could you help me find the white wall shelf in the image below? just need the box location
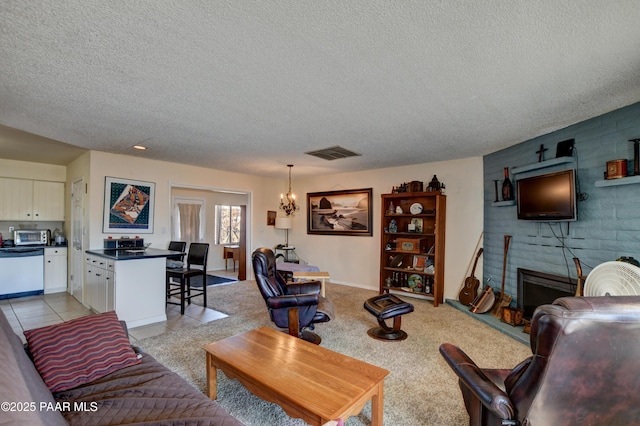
[492,200,516,207]
[511,157,575,175]
[595,175,640,187]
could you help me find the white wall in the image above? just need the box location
[0,158,66,182]
[292,157,484,300]
[3,151,484,304]
[66,152,484,301]
[69,151,283,269]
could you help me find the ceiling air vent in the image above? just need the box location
[305,145,361,161]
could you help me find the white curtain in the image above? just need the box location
[178,202,201,244]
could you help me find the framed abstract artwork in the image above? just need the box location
[103,177,155,233]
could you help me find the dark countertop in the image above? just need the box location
[0,243,67,250]
[86,248,184,261]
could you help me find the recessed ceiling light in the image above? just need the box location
[133,145,147,150]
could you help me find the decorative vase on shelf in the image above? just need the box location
[493,180,500,202]
[502,167,514,201]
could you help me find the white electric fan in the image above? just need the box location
[583,261,640,296]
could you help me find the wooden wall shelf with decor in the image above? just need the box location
[379,191,446,306]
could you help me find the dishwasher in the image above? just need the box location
[0,247,45,299]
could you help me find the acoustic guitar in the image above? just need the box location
[458,248,483,306]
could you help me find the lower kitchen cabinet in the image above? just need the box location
[44,247,67,294]
[85,254,115,313]
[84,252,166,328]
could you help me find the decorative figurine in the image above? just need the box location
[427,175,441,191]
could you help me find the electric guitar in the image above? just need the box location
[459,248,483,306]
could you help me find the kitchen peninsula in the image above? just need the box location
[85,248,183,328]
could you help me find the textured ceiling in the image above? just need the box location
[1,1,640,177]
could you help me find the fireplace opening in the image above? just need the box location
[517,268,576,319]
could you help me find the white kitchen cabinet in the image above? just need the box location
[0,178,64,221]
[33,180,65,221]
[84,254,115,313]
[44,247,67,294]
[84,254,96,309]
[84,252,166,327]
[0,178,33,220]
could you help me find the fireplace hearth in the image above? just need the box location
[517,268,576,319]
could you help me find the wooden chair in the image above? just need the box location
[166,243,209,314]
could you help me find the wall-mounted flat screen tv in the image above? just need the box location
[517,169,577,221]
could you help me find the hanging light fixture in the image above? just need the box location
[279,164,300,216]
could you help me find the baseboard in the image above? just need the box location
[445,299,528,345]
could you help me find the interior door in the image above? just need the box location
[238,205,246,281]
[71,178,84,303]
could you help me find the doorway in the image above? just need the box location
[70,178,84,303]
[170,186,250,281]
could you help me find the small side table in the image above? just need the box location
[223,245,240,271]
[275,246,299,263]
[293,271,329,298]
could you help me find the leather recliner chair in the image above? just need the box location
[252,247,332,344]
[440,296,640,426]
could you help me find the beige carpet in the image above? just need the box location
[137,281,531,425]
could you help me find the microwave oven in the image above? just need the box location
[14,229,50,246]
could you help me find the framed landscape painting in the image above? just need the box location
[103,177,155,233]
[307,188,373,236]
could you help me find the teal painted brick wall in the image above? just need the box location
[483,102,640,302]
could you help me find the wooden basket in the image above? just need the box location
[501,306,524,327]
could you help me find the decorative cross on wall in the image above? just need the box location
[536,144,548,162]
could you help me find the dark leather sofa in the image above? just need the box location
[440,296,640,426]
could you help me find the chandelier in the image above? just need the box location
[279,164,300,216]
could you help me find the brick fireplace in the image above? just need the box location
[517,268,576,319]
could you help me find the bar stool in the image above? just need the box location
[166,243,209,314]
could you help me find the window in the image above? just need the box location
[216,205,241,244]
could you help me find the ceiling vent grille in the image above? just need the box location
[305,145,361,161]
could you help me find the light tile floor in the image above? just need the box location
[1,269,238,344]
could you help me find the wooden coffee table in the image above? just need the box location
[204,327,390,425]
